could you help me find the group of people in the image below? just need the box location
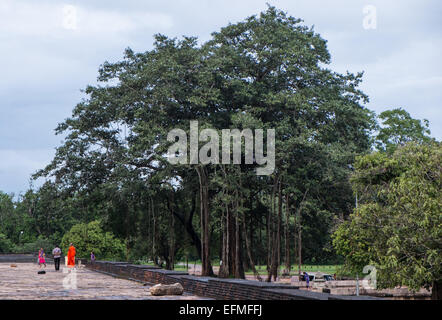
[301,271,337,290]
[37,243,95,271]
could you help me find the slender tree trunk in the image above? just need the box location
[228,205,237,276]
[151,197,157,265]
[146,197,151,258]
[275,178,282,280]
[250,202,254,260]
[285,192,290,274]
[242,204,262,281]
[234,206,241,278]
[196,166,214,277]
[259,211,262,265]
[219,192,230,278]
[296,190,308,276]
[169,193,175,270]
[266,193,272,272]
[218,167,230,278]
[234,189,245,279]
[297,216,302,276]
[219,205,227,277]
[293,201,297,277]
[266,196,273,281]
[219,207,224,269]
[125,195,130,262]
[267,175,279,282]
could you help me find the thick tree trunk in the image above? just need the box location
[168,189,205,265]
[432,280,442,300]
[165,256,171,270]
[268,231,278,282]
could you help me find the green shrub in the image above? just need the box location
[61,220,126,260]
[14,236,55,255]
[0,233,14,253]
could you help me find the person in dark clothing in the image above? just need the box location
[52,246,62,271]
[304,272,310,289]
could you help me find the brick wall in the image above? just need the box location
[86,261,379,300]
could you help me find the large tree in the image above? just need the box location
[34,6,375,278]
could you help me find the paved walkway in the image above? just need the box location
[0,263,208,300]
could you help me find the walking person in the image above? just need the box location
[304,271,310,290]
[52,245,62,271]
[38,248,47,268]
[90,251,95,263]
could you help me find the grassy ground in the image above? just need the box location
[245,264,341,276]
[134,259,342,276]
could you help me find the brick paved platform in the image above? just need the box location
[0,263,209,300]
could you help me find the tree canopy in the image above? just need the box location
[333,142,441,298]
[375,108,434,153]
[31,6,375,279]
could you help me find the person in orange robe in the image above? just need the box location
[67,243,76,267]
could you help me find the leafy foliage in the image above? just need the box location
[375,108,434,153]
[61,220,126,260]
[0,233,14,253]
[333,142,442,291]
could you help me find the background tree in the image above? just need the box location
[0,233,14,253]
[61,220,126,260]
[375,108,434,153]
[333,142,441,299]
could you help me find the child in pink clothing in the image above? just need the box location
[38,248,47,268]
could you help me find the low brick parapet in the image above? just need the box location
[86,261,381,300]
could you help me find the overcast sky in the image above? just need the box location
[0,0,441,196]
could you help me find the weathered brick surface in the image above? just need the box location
[87,261,380,300]
[0,262,208,300]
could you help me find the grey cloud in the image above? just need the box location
[0,0,441,195]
